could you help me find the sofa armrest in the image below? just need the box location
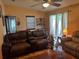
[61,37,72,46]
[61,37,72,42]
[2,43,11,59]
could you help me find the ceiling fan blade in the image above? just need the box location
[43,0,63,3]
[31,3,40,7]
[51,2,61,7]
[53,0,63,2]
[31,1,44,7]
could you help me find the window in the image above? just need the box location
[5,16,16,34]
[26,16,36,29]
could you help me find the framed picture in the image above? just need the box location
[0,5,2,17]
[2,16,5,26]
[0,5,5,26]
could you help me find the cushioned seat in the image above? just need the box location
[11,42,31,52]
[77,47,79,52]
[34,39,48,50]
[36,39,48,44]
[64,42,79,50]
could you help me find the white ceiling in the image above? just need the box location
[2,0,79,11]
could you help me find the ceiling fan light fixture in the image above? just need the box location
[43,3,49,7]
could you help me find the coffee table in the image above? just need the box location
[17,49,76,59]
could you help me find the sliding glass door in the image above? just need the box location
[50,15,56,37]
[50,14,63,38]
[56,14,62,37]
[50,12,68,49]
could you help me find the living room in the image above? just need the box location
[0,0,79,59]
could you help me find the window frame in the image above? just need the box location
[4,16,16,34]
[26,16,36,30]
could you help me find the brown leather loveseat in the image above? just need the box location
[2,30,48,59]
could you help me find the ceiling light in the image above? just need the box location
[43,3,49,8]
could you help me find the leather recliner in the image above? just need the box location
[28,30,48,50]
[2,31,31,59]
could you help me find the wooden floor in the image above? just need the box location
[16,49,76,59]
[1,45,76,59]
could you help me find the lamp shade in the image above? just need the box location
[63,28,67,35]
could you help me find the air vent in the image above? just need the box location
[12,0,15,2]
[34,0,39,1]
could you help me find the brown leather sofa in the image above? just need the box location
[61,31,79,58]
[2,30,48,59]
[28,30,48,50]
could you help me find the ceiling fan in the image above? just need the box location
[31,0,63,8]
[11,0,63,8]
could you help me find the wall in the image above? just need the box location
[48,4,79,35]
[4,4,48,31]
[4,2,79,35]
[0,3,49,59]
[0,0,5,59]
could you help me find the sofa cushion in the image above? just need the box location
[11,42,30,52]
[29,36,46,40]
[72,37,79,43]
[77,47,79,52]
[62,37,72,42]
[77,46,79,53]
[17,31,27,39]
[72,31,79,38]
[32,30,45,37]
[35,39,48,49]
[64,42,79,50]
[7,31,27,40]
[11,39,27,44]
[36,39,48,44]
